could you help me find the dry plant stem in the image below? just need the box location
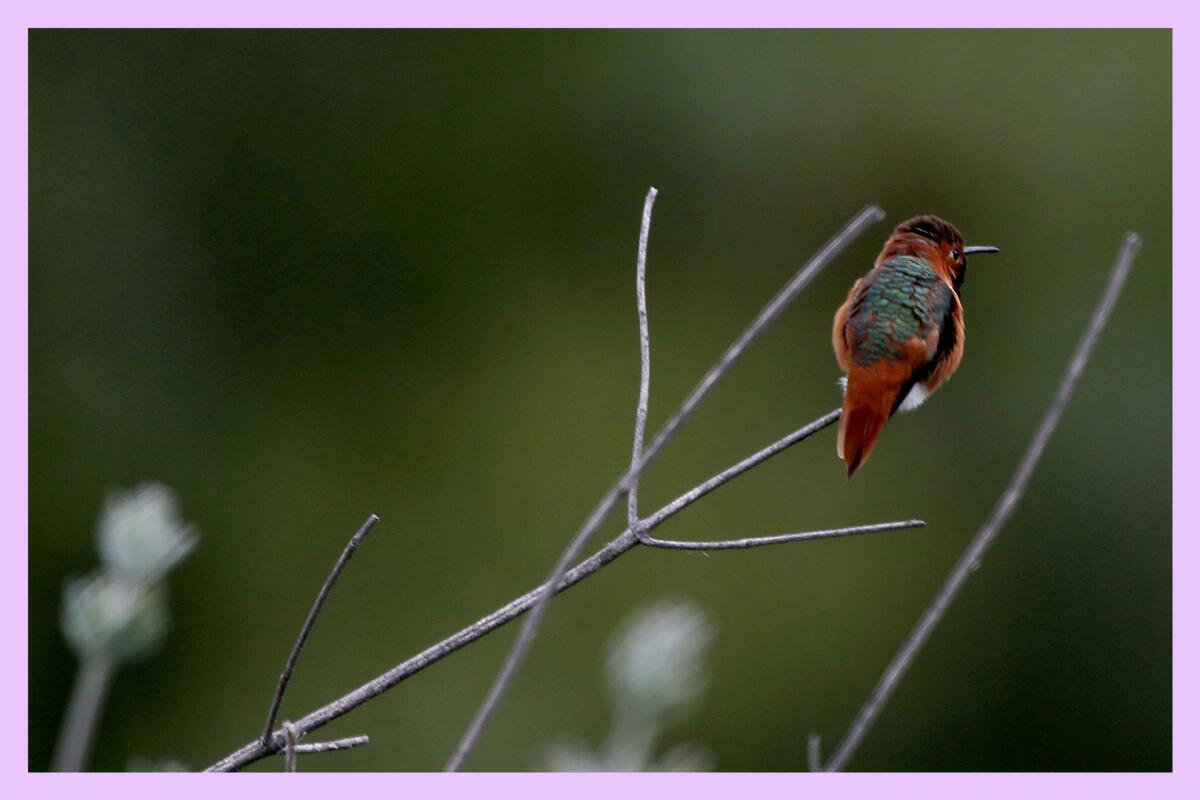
[261,514,380,746]
[639,519,923,550]
[283,722,298,773]
[207,409,921,772]
[445,202,886,771]
[51,655,114,772]
[288,735,370,755]
[821,232,1142,773]
[627,187,657,538]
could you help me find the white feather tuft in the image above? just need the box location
[897,382,930,413]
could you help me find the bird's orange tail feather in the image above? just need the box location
[838,368,904,478]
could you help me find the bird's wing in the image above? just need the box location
[831,277,861,373]
[842,266,942,367]
[913,280,964,394]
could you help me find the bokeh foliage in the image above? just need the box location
[29,29,1170,771]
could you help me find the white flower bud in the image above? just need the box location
[606,599,714,719]
[61,572,168,663]
[97,484,197,583]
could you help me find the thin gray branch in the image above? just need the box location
[207,408,921,771]
[821,232,1141,772]
[444,202,885,771]
[289,735,370,755]
[262,514,380,746]
[639,519,924,550]
[283,721,298,773]
[628,187,657,538]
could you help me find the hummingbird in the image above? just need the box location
[832,214,999,478]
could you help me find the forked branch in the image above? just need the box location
[207,196,919,772]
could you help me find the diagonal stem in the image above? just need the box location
[638,519,924,550]
[288,735,370,755]
[261,514,379,746]
[821,232,1141,772]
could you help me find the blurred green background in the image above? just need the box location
[29,29,1170,772]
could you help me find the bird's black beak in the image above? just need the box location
[964,245,1000,255]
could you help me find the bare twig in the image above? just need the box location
[51,656,114,772]
[639,520,924,550]
[262,514,380,746]
[821,232,1141,772]
[628,188,657,539]
[445,202,886,771]
[283,721,298,772]
[807,733,822,772]
[289,735,370,755]
[207,409,922,771]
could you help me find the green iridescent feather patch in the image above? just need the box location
[846,255,951,366]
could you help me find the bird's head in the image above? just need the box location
[878,214,999,291]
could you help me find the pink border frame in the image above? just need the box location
[6,3,1188,796]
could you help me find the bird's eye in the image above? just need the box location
[951,248,961,260]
